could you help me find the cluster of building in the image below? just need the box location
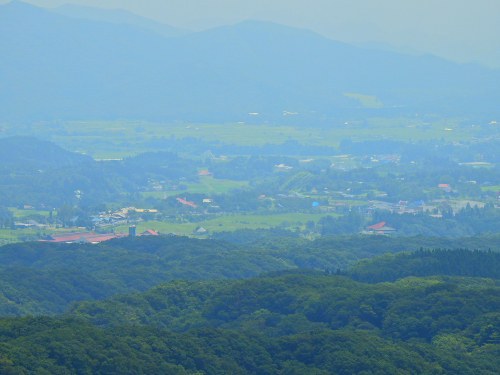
[91,207,159,227]
[368,200,426,215]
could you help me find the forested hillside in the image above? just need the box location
[71,271,500,338]
[1,235,498,316]
[348,249,500,282]
[0,137,197,208]
[0,271,498,374]
[0,237,282,315]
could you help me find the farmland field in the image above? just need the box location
[481,185,500,192]
[114,212,334,237]
[143,176,249,199]
[0,227,83,246]
[5,117,495,159]
[9,207,51,219]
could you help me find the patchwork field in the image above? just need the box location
[4,117,495,159]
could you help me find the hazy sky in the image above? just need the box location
[4,0,500,67]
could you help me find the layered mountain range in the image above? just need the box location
[1,1,499,123]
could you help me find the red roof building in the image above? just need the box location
[41,232,125,244]
[368,221,386,230]
[438,184,452,192]
[366,221,396,235]
[176,197,197,208]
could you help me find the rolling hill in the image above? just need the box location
[0,136,91,168]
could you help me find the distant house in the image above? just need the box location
[365,221,396,235]
[438,183,452,193]
[41,232,125,244]
[274,163,293,171]
[14,222,36,229]
[198,170,212,176]
[193,226,208,235]
[133,208,159,214]
[141,229,159,236]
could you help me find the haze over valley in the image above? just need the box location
[0,1,499,373]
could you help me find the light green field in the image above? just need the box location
[9,117,491,158]
[185,176,249,195]
[143,176,249,199]
[9,208,51,219]
[481,185,500,192]
[0,227,73,245]
[115,212,334,236]
[0,229,26,243]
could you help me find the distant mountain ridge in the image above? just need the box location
[52,4,188,38]
[1,1,499,123]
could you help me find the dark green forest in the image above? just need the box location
[0,236,499,373]
[1,235,499,316]
[348,249,500,282]
[0,271,499,374]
